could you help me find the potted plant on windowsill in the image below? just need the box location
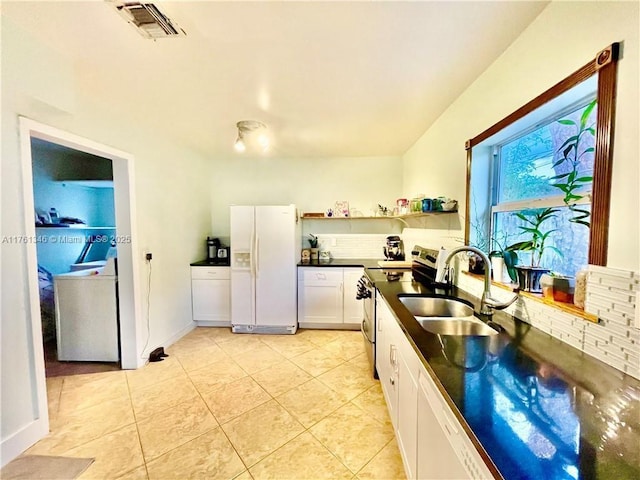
[488,232,519,284]
[506,208,561,293]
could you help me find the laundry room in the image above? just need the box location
[32,137,120,374]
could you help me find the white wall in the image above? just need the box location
[210,155,403,241]
[403,1,639,271]
[1,17,212,457]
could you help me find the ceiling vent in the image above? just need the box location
[112,2,185,39]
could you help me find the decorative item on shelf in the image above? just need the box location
[308,234,319,260]
[432,197,446,211]
[301,249,311,263]
[319,250,331,262]
[302,212,325,218]
[396,198,409,215]
[326,208,333,217]
[410,197,423,213]
[377,204,390,216]
[441,199,458,211]
[421,198,433,212]
[334,201,349,217]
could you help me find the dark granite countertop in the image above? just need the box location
[369,268,640,480]
[190,259,230,267]
[297,258,383,268]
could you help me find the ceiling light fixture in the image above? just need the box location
[234,120,268,153]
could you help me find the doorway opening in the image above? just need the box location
[19,117,144,436]
[31,138,122,377]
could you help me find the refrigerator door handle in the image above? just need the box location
[255,236,260,277]
[250,225,256,278]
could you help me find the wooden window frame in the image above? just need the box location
[464,43,619,266]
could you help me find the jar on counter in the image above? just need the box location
[574,269,588,309]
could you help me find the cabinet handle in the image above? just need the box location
[389,377,395,386]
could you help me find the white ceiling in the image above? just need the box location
[2,1,548,159]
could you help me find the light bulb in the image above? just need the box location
[234,137,246,152]
[257,133,269,150]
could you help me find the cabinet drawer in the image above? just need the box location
[191,266,230,280]
[300,268,343,285]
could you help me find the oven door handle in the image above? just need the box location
[361,319,374,344]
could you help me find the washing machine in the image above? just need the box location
[54,259,119,362]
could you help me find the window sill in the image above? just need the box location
[462,271,598,323]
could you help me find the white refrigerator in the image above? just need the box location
[230,204,300,334]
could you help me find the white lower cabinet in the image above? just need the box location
[343,268,365,324]
[396,336,419,479]
[376,296,399,428]
[191,266,231,325]
[376,293,494,480]
[297,267,363,328]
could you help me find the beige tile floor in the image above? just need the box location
[30,328,406,480]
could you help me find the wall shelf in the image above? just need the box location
[301,210,457,220]
[301,210,458,226]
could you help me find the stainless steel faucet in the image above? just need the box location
[435,245,519,316]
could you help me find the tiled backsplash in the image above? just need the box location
[309,231,458,260]
[311,234,389,259]
[584,265,639,378]
[458,265,640,380]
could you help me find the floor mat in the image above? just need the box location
[1,455,94,480]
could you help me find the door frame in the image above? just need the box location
[18,117,144,447]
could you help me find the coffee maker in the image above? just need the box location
[206,237,221,263]
[383,236,405,261]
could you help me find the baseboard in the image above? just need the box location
[298,323,360,331]
[195,321,232,327]
[142,321,196,360]
[1,416,48,467]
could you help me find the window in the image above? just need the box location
[490,99,596,278]
[465,43,619,302]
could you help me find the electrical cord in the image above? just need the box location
[141,258,152,360]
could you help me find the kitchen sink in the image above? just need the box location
[416,317,498,336]
[399,296,474,318]
[398,296,498,336]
